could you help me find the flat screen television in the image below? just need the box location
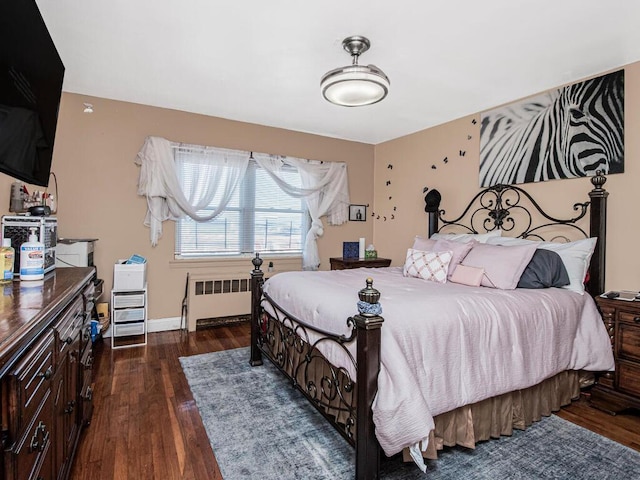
[0,0,65,187]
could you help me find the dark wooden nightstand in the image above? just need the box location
[591,295,640,414]
[329,257,392,270]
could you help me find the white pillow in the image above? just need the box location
[403,249,453,283]
[431,229,502,244]
[538,238,597,295]
[487,236,543,248]
[487,236,597,295]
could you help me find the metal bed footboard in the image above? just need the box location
[249,254,383,480]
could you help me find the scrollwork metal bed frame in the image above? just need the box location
[249,173,609,480]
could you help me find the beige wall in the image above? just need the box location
[372,61,640,292]
[0,94,374,323]
[2,61,638,326]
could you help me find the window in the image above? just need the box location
[175,153,309,257]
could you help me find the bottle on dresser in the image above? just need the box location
[0,238,15,284]
[20,227,45,281]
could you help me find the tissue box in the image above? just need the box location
[113,261,147,290]
[365,250,378,259]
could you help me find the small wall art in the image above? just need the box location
[349,204,366,222]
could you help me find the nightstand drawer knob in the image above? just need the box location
[635,316,640,323]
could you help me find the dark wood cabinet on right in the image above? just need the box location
[591,296,640,414]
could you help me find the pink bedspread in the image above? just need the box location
[262,267,614,457]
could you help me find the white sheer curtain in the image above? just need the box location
[135,137,350,269]
[135,136,248,245]
[253,153,350,270]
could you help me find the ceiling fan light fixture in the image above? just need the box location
[321,36,390,107]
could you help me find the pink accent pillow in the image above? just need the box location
[412,236,474,278]
[403,249,453,283]
[450,264,485,287]
[461,243,537,289]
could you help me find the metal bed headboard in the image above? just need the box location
[424,172,609,296]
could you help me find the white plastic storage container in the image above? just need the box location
[113,261,146,290]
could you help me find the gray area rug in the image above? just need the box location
[180,347,640,479]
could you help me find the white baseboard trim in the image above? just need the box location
[101,316,183,338]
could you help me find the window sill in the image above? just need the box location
[169,254,302,271]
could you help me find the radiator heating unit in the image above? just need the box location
[188,273,254,330]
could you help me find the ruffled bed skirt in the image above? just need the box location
[404,370,592,461]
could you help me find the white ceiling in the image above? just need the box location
[36,0,640,145]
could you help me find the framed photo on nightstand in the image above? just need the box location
[349,204,366,221]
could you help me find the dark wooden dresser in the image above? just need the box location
[591,295,640,414]
[329,257,392,270]
[0,267,96,480]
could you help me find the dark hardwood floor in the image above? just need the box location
[70,323,640,479]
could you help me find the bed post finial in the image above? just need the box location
[591,170,607,191]
[357,277,382,316]
[424,188,441,237]
[250,253,265,366]
[252,252,263,272]
[588,171,608,296]
[353,277,383,479]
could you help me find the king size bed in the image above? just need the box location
[248,173,614,479]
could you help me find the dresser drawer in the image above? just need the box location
[82,281,96,313]
[12,389,53,480]
[53,296,84,362]
[8,331,54,439]
[616,321,640,363]
[617,309,640,326]
[79,345,94,426]
[617,359,640,397]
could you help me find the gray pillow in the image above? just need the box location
[517,249,570,289]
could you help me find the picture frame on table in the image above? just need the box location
[349,204,366,222]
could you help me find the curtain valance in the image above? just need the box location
[135,136,350,269]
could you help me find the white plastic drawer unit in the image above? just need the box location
[110,288,147,349]
[113,308,145,323]
[112,291,145,309]
[113,322,145,337]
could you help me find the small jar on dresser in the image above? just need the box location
[591,295,640,414]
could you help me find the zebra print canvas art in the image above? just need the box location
[480,70,624,187]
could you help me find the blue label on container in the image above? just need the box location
[3,271,13,280]
[20,267,44,275]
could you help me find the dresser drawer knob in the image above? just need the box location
[64,400,76,414]
[635,316,640,323]
[37,366,52,380]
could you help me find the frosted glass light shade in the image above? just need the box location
[321,64,390,107]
